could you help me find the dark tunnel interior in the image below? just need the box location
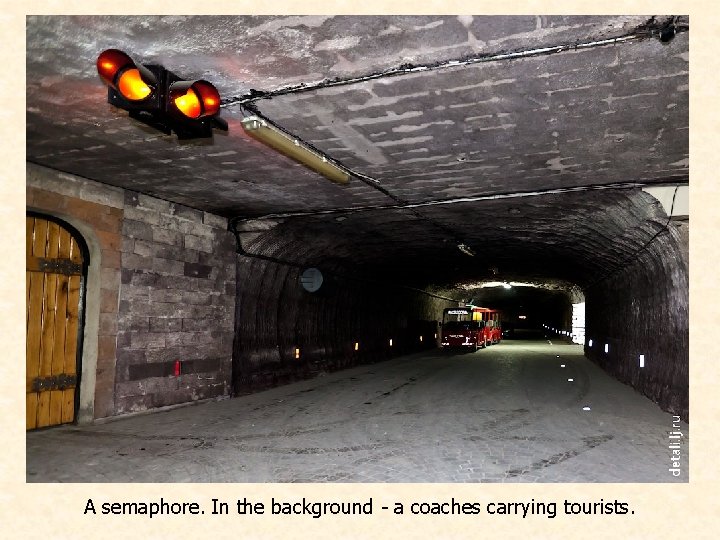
[24,15,689,430]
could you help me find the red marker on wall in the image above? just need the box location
[174,360,181,376]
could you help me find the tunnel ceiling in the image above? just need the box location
[26,15,689,291]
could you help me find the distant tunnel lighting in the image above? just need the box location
[568,378,574,382]
[419,336,423,342]
[294,348,300,359]
[561,364,566,368]
[605,343,609,353]
[354,342,359,351]
[241,116,349,184]
[457,243,475,257]
[503,283,512,289]
[389,339,393,347]
[518,315,527,320]
[639,354,645,368]
[588,339,593,347]
[434,333,438,339]
[582,406,591,411]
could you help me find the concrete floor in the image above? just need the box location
[27,339,688,482]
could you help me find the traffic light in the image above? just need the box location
[96,49,227,139]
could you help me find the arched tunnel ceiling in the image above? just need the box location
[26,15,689,292]
[236,189,672,289]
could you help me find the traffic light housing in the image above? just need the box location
[96,49,227,139]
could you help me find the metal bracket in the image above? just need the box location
[31,374,77,392]
[28,256,83,276]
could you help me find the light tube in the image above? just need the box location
[241,116,349,184]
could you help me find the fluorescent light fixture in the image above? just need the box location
[582,406,591,411]
[241,115,349,184]
[588,339,593,347]
[518,315,527,320]
[568,378,574,382]
[389,339,393,347]
[605,343,609,353]
[560,364,566,368]
[639,354,645,368]
[354,342,359,351]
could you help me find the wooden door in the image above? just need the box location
[26,216,84,429]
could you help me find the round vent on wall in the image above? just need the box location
[300,267,323,293]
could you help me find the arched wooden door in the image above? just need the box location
[26,215,86,429]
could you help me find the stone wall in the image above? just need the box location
[114,192,236,413]
[27,163,236,418]
[232,256,452,394]
[585,220,689,421]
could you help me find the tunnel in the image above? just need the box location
[229,188,688,422]
[24,15,689,483]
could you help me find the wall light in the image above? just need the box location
[457,243,475,257]
[639,354,645,368]
[605,343,609,353]
[389,339,393,347]
[588,339,593,347]
[241,116,349,184]
[419,336,423,342]
[354,342,359,351]
[294,348,301,359]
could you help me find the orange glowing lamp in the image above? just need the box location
[96,48,227,139]
[169,80,221,119]
[96,49,156,102]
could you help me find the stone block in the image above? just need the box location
[96,230,122,251]
[123,219,154,241]
[203,212,227,229]
[148,288,185,304]
[152,227,183,246]
[99,313,118,335]
[138,193,172,212]
[101,249,121,269]
[184,262,212,279]
[79,181,124,209]
[122,252,154,272]
[130,332,167,349]
[173,204,204,222]
[149,317,183,332]
[184,234,214,253]
[120,236,135,253]
[124,205,162,225]
[129,271,159,286]
[99,287,119,313]
[100,267,121,290]
[117,313,149,333]
[152,257,185,276]
[124,190,139,207]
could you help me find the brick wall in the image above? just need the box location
[115,191,236,413]
[27,163,236,418]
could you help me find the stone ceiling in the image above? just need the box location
[26,15,689,291]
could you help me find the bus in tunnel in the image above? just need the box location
[440,307,501,350]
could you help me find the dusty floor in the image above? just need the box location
[27,339,688,482]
